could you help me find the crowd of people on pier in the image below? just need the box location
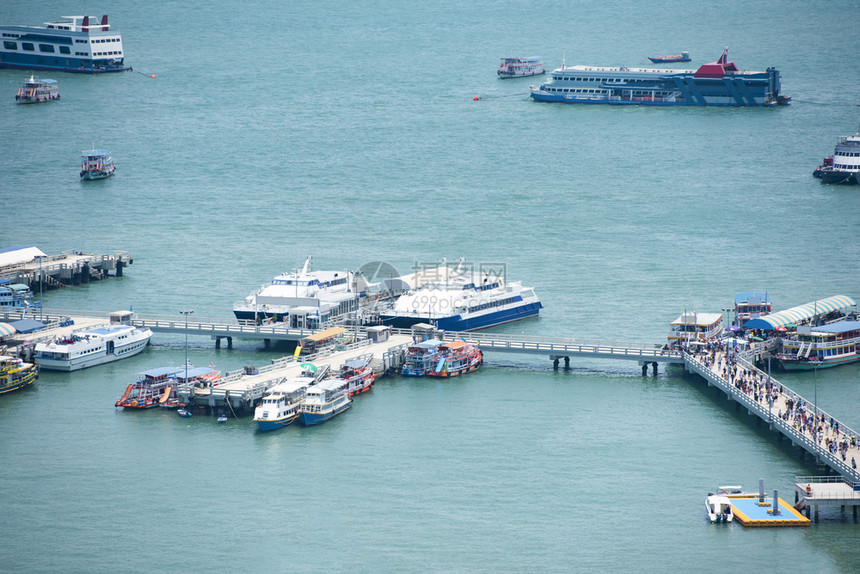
[680,338,860,473]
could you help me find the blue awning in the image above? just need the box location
[742,295,856,330]
[9,318,46,334]
[0,323,17,337]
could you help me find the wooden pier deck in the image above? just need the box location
[0,249,133,289]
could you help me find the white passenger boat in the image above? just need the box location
[668,312,723,345]
[298,379,352,425]
[253,377,312,432]
[233,256,361,328]
[34,311,152,371]
[378,260,542,331]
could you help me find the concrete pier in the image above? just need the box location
[0,250,133,290]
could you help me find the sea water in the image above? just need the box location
[1,1,859,572]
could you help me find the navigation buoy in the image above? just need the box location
[473,96,480,101]
[150,74,156,78]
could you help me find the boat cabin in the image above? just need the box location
[109,310,134,325]
[668,312,723,344]
[733,292,772,325]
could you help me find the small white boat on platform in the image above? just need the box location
[33,311,151,371]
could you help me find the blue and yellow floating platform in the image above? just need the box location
[728,495,810,527]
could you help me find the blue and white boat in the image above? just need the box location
[498,57,545,79]
[0,280,40,312]
[0,15,130,74]
[401,339,443,376]
[378,262,542,331]
[298,379,352,425]
[530,49,789,107]
[253,377,312,432]
[33,311,152,371]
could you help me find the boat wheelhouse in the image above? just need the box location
[253,377,311,431]
[401,339,443,376]
[816,128,860,185]
[426,340,483,377]
[298,379,352,425]
[80,149,115,180]
[531,49,788,107]
[15,76,59,103]
[232,256,361,327]
[733,292,772,325]
[0,355,38,395]
[34,311,152,371]
[668,312,723,345]
[378,260,542,331]
[648,51,691,63]
[498,57,545,79]
[0,15,129,74]
[778,321,860,371]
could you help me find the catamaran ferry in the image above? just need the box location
[233,256,361,328]
[530,49,788,107]
[377,263,542,331]
[34,311,152,371]
[0,15,129,73]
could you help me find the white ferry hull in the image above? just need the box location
[36,330,152,371]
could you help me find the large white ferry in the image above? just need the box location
[0,15,130,74]
[34,311,152,371]
[530,49,788,107]
[253,377,312,432]
[233,256,361,328]
[816,127,860,185]
[377,262,542,331]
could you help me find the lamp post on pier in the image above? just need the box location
[180,310,193,385]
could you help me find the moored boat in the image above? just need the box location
[336,357,376,396]
[298,379,352,425]
[401,339,443,376]
[0,355,38,395]
[733,292,772,326]
[668,312,724,345]
[705,492,734,522]
[426,340,482,377]
[80,149,115,180]
[217,414,228,423]
[531,49,788,107]
[777,320,860,371]
[253,377,312,431]
[498,57,545,79]
[0,15,130,74]
[816,128,860,185]
[177,408,192,418]
[648,51,691,63]
[116,365,220,409]
[15,76,59,103]
[378,259,542,331]
[34,311,151,371]
[0,279,40,312]
[813,156,833,178]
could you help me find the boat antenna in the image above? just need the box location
[562,50,566,71]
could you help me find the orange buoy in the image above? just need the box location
[473,96,479,101]
[150,74,156,78]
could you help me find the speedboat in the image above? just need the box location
[177,409,192,418]
[705,493,734,522]
[253,377,312,431]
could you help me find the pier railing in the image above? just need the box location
[685,352,860,482]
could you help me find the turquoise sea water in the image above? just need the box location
[2,1,859,572]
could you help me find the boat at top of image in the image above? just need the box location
[401,338,444,376]
[377,259,542,331]
[648,51,691,63]
[0,355,38,396]
[34,311,152,371]
[0,15,130,74]
[298,378,352,426]
[15,76,59,104]
[815,127,860,185]
[253,376,312,432]
[115,365,220,409]
[0,279,40,312]
[668,312,724,345]
[733,292,772,326]
[498,56,545,79]
[426,340,483,378]
[80,149,115,180]
[530,48,789,107]
[232,256,363,328]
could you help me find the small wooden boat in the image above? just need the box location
[178,408,192,417]
[648,51,690,63]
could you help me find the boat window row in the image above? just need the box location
[554,76,626,83]
[2,33,20,38]
[93,51,121,56]
[91,38,120,43]
[3,41,72,55]
[468,296,518,310]
[833,163,859,170]
[834,152,860,157]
